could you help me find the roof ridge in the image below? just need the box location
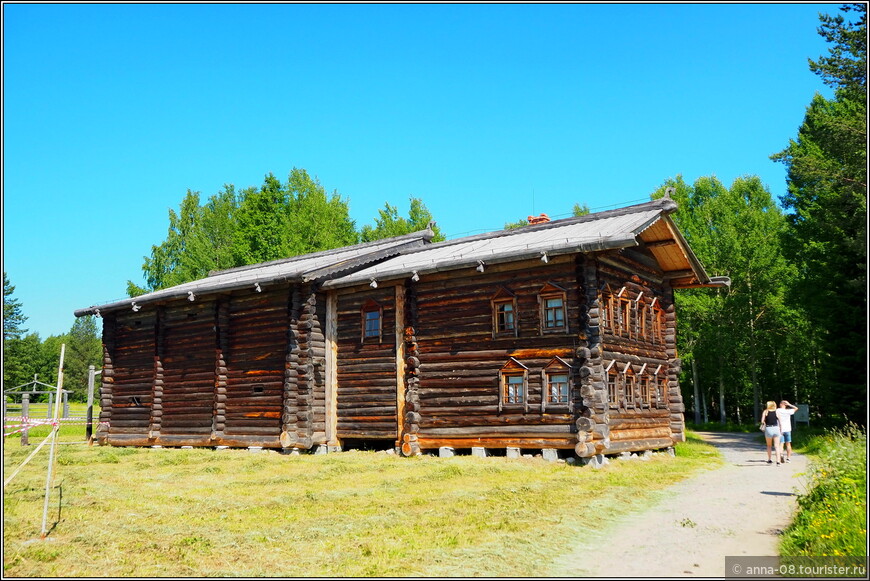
[208,226,436,277]
[375,197,677,259]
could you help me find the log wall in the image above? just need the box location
[101,285,327,449]
[406,256,580,452]
[335,286,398,440]
[101,310,155,440]
[160,299,217,436]
[586,247,683,452]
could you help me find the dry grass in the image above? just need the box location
[3,432,721,577]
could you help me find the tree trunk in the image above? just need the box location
[692,358,701,425]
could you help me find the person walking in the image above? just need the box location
[761,401,782,465]
[777,400,799,463]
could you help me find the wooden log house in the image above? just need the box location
[75,195,729,458]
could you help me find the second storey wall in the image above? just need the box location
[405,255,584,451]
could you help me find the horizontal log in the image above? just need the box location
[603,437,674,454]
[416,436,576,450]
[222,426,281,435]
[106,419,150,427]
[609,426,672,441]
[158,427,213,434]
[422,425,573,436]
[103,426,150,434]
[421,413,570,427]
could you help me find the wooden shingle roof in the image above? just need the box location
[75,196,728,317]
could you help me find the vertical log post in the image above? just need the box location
[400,282,421,456]
[86,365,96,444]
[325,291,339,450]
[21,394,30,446]
[97,314,116,445]
[212,300,228,442]
[41,343,65,539]
[395,283,406,448]
[281,286,301,449]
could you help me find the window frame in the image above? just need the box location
[652,303,666,345]
[498,358,529,412]
[623,364,637,408]
[541,356,573,412]
[655,367,668,408]
[606,361,621,410]
[361,299,383,343]
[539,282,569,335]
[491,288,519,338]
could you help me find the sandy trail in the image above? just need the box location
[553,431,810,578]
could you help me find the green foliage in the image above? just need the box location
[808,3,866,103]
[360,198,445,243]
[771,3,867,423]
[63,316,103,401]
[780,424,867,558]
[3,332,42,389]
[652,175,802,423]
[3,271,28,341]
[133,168,452,295]
[137,169,360,293]
[504,201,591,229]
[572,202,591,216]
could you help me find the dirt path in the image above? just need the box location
[553,432,810,577]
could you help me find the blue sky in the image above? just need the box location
[3,2,838,340]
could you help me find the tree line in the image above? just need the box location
[4,5,864,422]
[2,174,445,401]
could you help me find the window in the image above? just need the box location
[652,303,666,344]
[547,373,570,404]
[545,297,565,329]
[635,301,647,340]
[542,357,573,411]
[361,299,383,342]
[498,358,529,412]
[600,294,610,330]
[607,364,621,410]
[539,283,568,334]
[623,366,637,408]
[504,374,525,404]
[655,369,667,407]
[491,288,518,337]
[640,373,654,407]
[618,297,632,338]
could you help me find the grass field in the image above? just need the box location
[780,424,867,560]
[3,431,721,577]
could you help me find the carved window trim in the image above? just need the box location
[361,299,383,343]
[499,358,529,412]
[606,360,621,410]
[539,282,568,335]
[652,303,666,345]
[654,365,667,408]
[491,287,518,338]
[623,364,637,409]
[541,357,573,412]
[600,283,613,332]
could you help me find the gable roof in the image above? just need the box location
[74,196,728,317]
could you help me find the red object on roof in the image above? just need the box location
[527,213,550,225]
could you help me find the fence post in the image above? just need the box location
[2,395,6,439]
[21,394,30,446]
[63,392,70,419]
[86,365,95,444]
[47,392,53,419]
